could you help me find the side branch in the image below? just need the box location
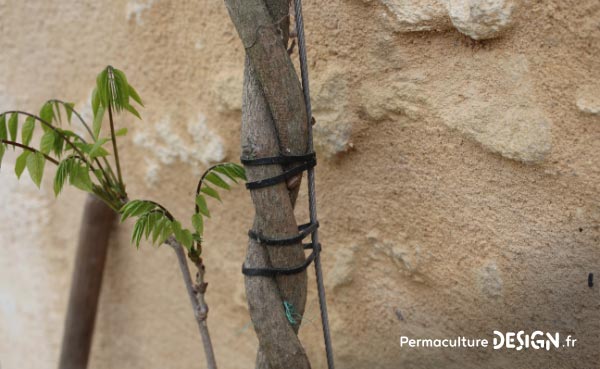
[1,140,59,165]
[165,237,217,369]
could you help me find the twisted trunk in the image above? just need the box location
[225,0,312,368]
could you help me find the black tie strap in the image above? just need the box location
[242,222,320,276]
[241,152,315,166]
[242,153,316,190]
[242,243,321,277]
[248,222,319,246]
[242,153,320,276]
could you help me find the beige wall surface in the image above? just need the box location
[1,0,599,368]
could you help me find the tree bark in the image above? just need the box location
[58,195,116,369]
[225,0,312,368]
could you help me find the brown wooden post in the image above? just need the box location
[58,195,116,369]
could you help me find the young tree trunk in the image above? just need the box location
[58,195,116,369]
[225,0,312,368]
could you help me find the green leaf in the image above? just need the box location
[143,213,154,239]
[54,158,72,195]
[0,144,5,168]
[40,102,54,125]
[92,106,105,139]
[69,163,93,192]
[54,101,63,124]
[91,88,100,116]
[195,195,210,218]
[89,144,110,159]
[58,129,79,139]
[74,142,92,154]
[200,185,221,202]
[128,84,144,106]
[0,114,6,140]
[40,131,56,154]
[64,102,75,123]
[120,201,139,220]
[115,127,128,136]
[192,232,202,243]
[152,216,167,244]
[111,68,130,111]
[53,134,64,158]
[15,150,30,178]
[119,200,156,222]
[227,163,247,181]
[191,213,204,236]
[96,68,109,109]
[132,218,145,248]
[149,212,165,241]
[172,220,183,241]
[124,104,141,119]
[26,152,45,188]
[205,172,230,190]
[214,165,238,183]
[159,220,172,244]
[8,113,18,141]
[180,229,193,251]
[21,117,35,146]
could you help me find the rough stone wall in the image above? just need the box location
[1,0,599,368]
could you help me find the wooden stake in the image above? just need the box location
[58,195,116,369]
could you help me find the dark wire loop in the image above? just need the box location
[244,157,316,190]
[242,243,321,277]
[248,222,319,246]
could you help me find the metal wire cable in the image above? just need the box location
[293,1,335,368]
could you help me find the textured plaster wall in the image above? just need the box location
[0,0,599,368]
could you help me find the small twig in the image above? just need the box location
[165,237,218,369]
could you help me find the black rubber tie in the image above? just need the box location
[242,242,321,277]
[241,152,315,166]
[245,159,316,190]
[248,222,318,246]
